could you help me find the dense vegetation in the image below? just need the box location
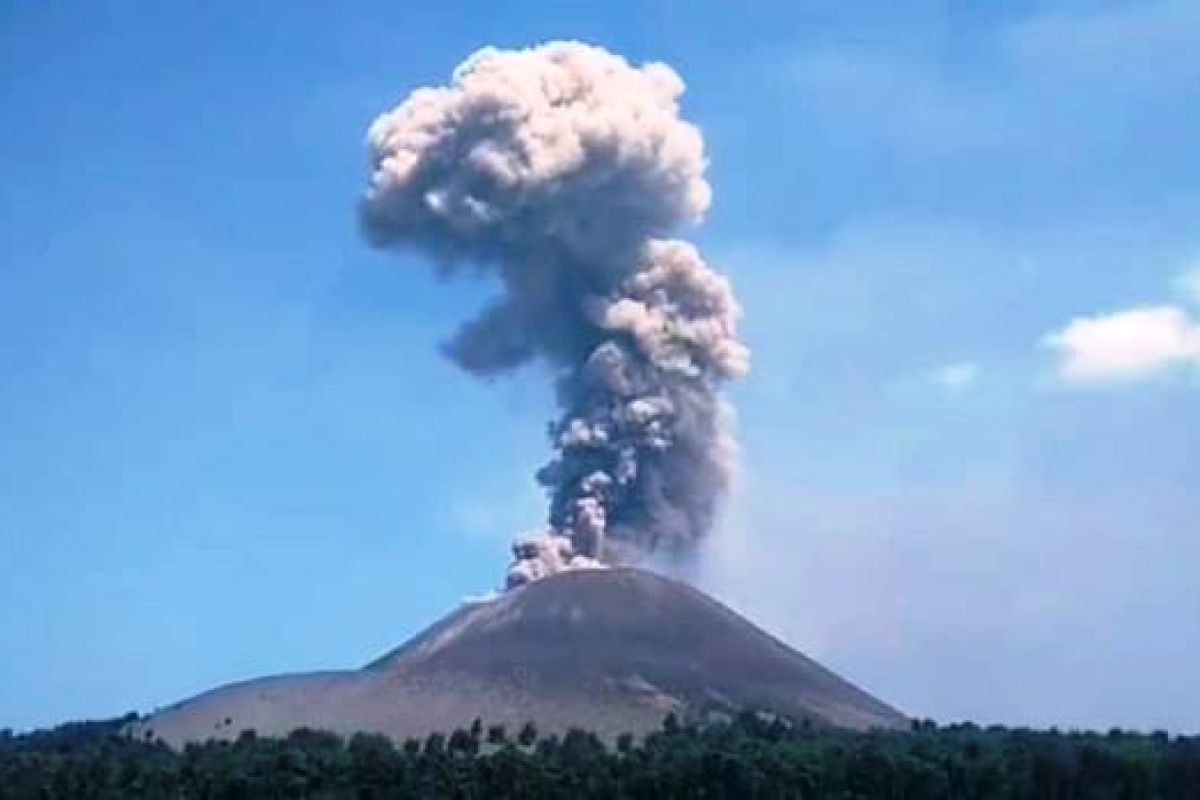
[3,712,1199,799]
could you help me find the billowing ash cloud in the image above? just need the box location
[361,41,748,588]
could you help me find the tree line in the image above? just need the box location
[2,711,1199,798]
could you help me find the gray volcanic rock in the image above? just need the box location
[132,568,906,746]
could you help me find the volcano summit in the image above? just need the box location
[133,569,906,746]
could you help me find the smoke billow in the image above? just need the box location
[360,41,749,587]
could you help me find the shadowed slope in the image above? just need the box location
[132,569,906,746]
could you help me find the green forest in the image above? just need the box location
[2,712,1199,799]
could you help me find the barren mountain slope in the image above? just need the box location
[133,569,906,746]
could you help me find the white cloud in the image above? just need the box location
[1045,305,1200,384]
[930,361,980,393]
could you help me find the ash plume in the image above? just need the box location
[360,41,749,587]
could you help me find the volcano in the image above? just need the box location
[132,569,906,746]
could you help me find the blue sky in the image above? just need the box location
[2,0,1198,733]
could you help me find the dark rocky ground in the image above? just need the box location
[131,568,906,747]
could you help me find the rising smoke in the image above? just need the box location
[360,41,749,588]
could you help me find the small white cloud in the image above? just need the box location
[930,362,980,392]
[1044,305,1200,384]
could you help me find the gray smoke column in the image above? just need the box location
[360,41,749,587]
